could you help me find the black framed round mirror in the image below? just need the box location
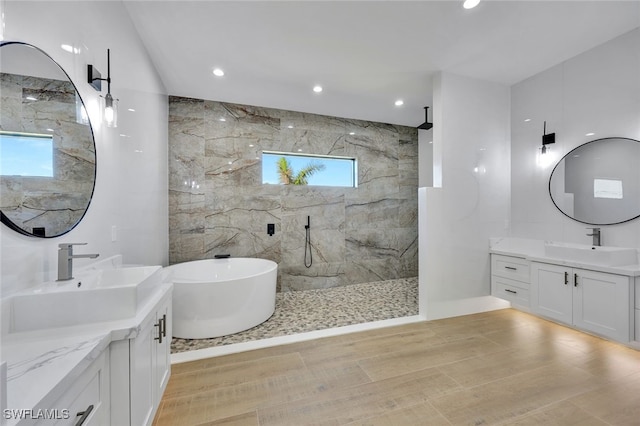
[0,42,96,238]
[549,137,640,225]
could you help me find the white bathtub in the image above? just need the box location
[166,258,277,339]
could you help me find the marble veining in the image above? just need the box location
[169,97,418,291]
[1,283,172,423]
[6,337,103,382]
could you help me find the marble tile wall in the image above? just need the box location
[168,97,418,291]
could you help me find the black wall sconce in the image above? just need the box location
[88,49,118,127]
[417,106,433,130]
[541,121,555,154]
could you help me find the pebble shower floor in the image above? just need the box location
[171,277,418,353]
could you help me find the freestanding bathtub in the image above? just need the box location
[166,258,277,339]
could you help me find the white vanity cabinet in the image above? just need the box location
[130,295,171,426]
[635,279,640,341]
[110,289,172,426]
[531,262,632,342]
[34,350,110,426]
[491,254,531,310]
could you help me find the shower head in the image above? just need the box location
[418,106,433,130]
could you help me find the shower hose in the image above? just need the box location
[304,216,312,268]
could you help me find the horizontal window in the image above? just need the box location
[594,178,623,199]
[0,131,54,177]
[262,151,357,188]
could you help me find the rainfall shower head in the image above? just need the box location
[418,106,433,130]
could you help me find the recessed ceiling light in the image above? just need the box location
[394,100,404,107]
[213,68,224,77]
[46,128,54,132]
[524,118,531,122]
[25,96,37,101]
[463,0,481,9]
[128,108,135,112]
[585,132,595,136]
[219,118,226,122]
[349,132,355,135]
[297,149,303,152]
[287,125,294,129]
[313,85,323,93]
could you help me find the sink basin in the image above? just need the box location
[6,265,163,334]
[544,242,638,267]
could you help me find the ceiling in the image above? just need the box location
[124,1,640,127]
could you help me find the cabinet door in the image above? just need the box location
[155,299,171,402]
[531,263,572,325]
[130,315,156,426]
[573,269,631,342]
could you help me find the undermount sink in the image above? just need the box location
[6,265,163,334]
[544,242,638,267]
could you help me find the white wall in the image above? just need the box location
[419,72,511,320]
[511,28,640,248]
[0,1,168,295]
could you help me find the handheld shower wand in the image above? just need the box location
[304,215,312,268]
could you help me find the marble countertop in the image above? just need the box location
[490,237,640,277]
[1,283,172,426]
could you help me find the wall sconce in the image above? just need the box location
[541,121,555,154]
[537,121,557,167]
[88,49,118,127]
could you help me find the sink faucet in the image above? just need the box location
[586,227,601,247]
[57,243,99,281]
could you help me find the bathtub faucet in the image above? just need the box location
[57,243,99,281]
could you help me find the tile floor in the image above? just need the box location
[171,277,418,353]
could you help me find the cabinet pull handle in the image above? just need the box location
[574,273,578,287]
[155,320,163,344]
[564,271,568,285]
[505,289,517,294]
[505,266,517,271]
[75,404,94,426]
[162,314,167,338]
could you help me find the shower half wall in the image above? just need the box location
[168,97,418,291]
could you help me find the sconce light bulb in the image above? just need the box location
[103,93,118,127]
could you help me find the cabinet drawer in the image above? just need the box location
[492,277,530,308]
[35,351,108,426]
[491,254,530,283]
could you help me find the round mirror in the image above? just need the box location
[549,137,640,225]
[0,42,96,238]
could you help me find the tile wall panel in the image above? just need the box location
[169,97,418,291]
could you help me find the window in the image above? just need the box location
[594,178,623,199]
[262,151,357,188]
[0,131,54,177]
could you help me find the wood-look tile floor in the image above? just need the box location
[153,309,640,426]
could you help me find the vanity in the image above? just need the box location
[490,238,639,346]
[0,41,172,426]
[0,257,172,426]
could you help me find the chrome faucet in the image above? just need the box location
[586,227,601,247]
[57,243,99,281]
